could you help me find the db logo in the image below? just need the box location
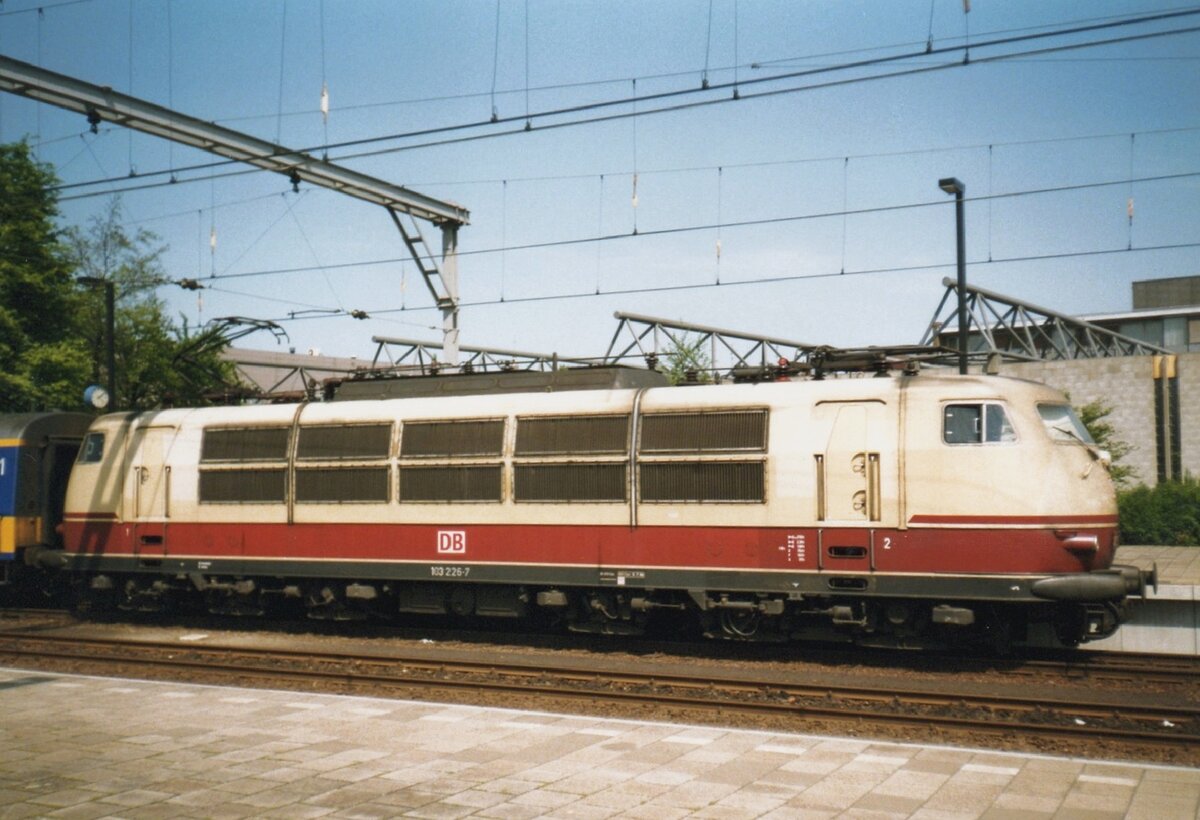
[437,531,466,554]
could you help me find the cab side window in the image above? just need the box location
[943,403,1016,444]
[78,432,105,463]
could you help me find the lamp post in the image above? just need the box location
[937,177,968,375]
[78,276,116,411]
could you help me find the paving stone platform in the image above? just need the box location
[1116,545,1200,587]
[1094,546,1200,654]
[0,667,1196,819]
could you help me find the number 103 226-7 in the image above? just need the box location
[431,566,470,578]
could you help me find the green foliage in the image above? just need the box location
[661,333,714,385]
[1118,476,1200,547]
[0,142,82,411]
[1074,399,1197,546]
[0,141,235,412]
[65,199,235,409]
[1075,399,1137,488]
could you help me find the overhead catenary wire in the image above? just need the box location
[275,1,288,145]
[282,192,342,312]
[165,169,1200,284]
[54,121,1200,200]
[4,3,1194,342]
[523,0,531,129]
[319,0,329,152]
[1127,133,1137,250]
[261,240,1200,324]
[925,0,937,52]
[489,0,502,120]
[46,9,1200,199]
[209,190,310,279]
[702,0,715,89]
[0,0,96,17]
[127,0,134,175]
[166,0,175,178]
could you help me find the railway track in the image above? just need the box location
[0,629,1196,763]
[1,607,1197,688]
[1016,650,1200,686]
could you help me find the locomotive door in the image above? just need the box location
[814,401,895,570]
[126,426,174,560]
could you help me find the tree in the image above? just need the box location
[1076,399,1137,488]
[661,333,714,385]
[1,138,236,411]
[0,142,89,411]
[65,199,235,409]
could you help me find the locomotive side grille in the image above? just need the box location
[400,465,502,502]
[198,469,287,503]
[297,424,392,460]
[639,461,764,503]
[200,427,290,462]
[400,420,505,457]
[640,410,767,453]
[515,415,630,455]
[295,467,390,503]
[514,463,628,502]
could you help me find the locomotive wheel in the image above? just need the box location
[719,608,761,639]
[448,586,476,617]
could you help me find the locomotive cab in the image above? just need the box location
[896,375,1147,645]
[62,414,141,560]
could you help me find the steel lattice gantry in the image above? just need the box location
[0,54,470,364]
[369,336,592,375]
[921,277,1170,362]
[602,311,825,380]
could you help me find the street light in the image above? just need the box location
[78,276,116,411]
[937,177,968,375]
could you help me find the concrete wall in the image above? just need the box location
[998,353,1199,487]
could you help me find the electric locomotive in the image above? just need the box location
[57,365,1153,648]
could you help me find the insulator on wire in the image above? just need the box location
[632,173,639,209]
[209,227,217,251]
[320,82,330,123]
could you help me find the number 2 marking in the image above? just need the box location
[882,537,893,550]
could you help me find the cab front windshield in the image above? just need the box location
[1038,404,1095,445]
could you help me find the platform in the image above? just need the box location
[1092,546,1200,654]
[0,667,1196,818]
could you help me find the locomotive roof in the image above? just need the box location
[94,371,1070,432]
[330,365,667,401]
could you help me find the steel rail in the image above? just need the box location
[0,632,1195,752]
[0,610,1196,684]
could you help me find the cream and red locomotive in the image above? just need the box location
[58,365,1152,647]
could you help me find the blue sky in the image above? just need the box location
[1,0,1197,364]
